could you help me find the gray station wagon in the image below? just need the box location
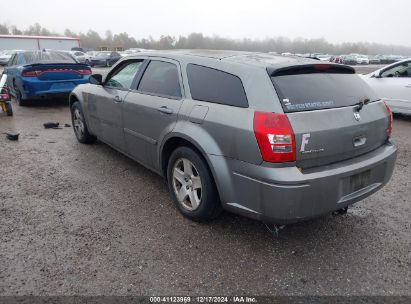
[69,50,397,224]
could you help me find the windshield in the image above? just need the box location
[271,72,378,113]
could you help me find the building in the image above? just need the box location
[0,35,80,51]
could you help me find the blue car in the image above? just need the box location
[3,50,91,106]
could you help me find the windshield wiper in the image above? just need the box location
[355,97,371,111]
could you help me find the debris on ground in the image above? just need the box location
[264,223,286,237]
[43,122,60,129]
[4,132,19,141]
[64,123,71,127]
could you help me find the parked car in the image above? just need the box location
[120,49,143,57]
[86,51,99,58]
[329,56,344,64]
[369,55,382,64]
[380,55,404,64]
[3,50,91,106]
[69,50,396,224]
[0,50,22,65]
[342,55,357,65]
[361,59,411,115]
[71,47,86,53]
[69,51,92,64]
[315,54,331,61]
[89,51,122,67]
[356,55,370,65]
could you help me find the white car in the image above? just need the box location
[316,54,332,61]
[69,51,92,64]
[362,59,411,115]
[0,50,22,65]
[356,55,369,65]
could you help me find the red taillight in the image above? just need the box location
[22,70,42,77]
[77,69,92,75]
[314,64,330,71]
[0,88,10,101]
[253,111,296,163]
[22,68,91,77]
[383,101,393,137]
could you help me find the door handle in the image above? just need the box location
[113,95,122,103]
[158,106,173,114]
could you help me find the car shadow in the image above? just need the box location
[393,113,411,121]
[13,96,69,109]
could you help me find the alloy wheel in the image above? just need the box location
[172,158,202,211]
[73,108,85,138]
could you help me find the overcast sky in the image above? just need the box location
[4,0,411,46]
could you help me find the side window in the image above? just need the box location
[381,62,411,78]
[138,61,181,98]
[105,60,143,89]
[186,64,248,108]
[16,54,25,65]
[8,54,16,66]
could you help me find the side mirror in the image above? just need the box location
[373,70,382,78]
[89,74,103,85]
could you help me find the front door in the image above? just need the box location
[88,60,144,151]
[122,59,184,169]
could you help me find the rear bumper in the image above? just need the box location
[211,141,397,224]
[20,77,90,99]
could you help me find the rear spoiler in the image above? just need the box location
[268,64,355,77]
[23,63,90,69]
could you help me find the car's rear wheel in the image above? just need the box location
[13,82,29,106]
[167,146,222,222]
[70,101,96,144]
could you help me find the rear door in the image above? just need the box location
[122,58,183,168]
[88,59,144,151]
[269,64,391,169]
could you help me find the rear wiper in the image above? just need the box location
[355,98,371,111]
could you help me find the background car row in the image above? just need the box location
[2,48,409,66]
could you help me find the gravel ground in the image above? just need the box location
[0,65,410,296]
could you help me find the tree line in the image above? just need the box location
[1,23,410,55]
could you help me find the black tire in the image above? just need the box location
[167,146,222,222]
[13,82,29,106]
[5,102,13,116]
[70,101,96,144]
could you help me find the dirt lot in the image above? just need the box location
[0,65,410,296]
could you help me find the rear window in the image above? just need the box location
[24,51,76,64]
[270,67,378,113]
[138,60,181,98]
[187,64,248,108]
